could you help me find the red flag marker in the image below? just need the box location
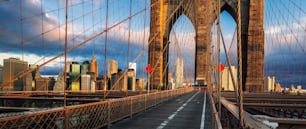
[219,64,224,72]
[146,64,152,73]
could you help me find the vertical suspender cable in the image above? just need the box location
[142,0,147,89]
[64,0,68,108]
[41,0,46,75]
[19,0,26,91]
[57,0,62,72]
[19,0,24,61]
[216,0,221,119]
[104,0,109,93]
[220,28,238,98]
[127,0,132,72]
[237,0,244,127]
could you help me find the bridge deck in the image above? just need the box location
[108,91,211,129]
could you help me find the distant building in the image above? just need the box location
[91,81,96,91]
[2,58,28,91]
[28,64,40,91]
[127,69,136,91]
[53,72,65,91]
[168,73,173,90]
[110,73,117,90]
[297,85,302,90]
[81,74,91,90]
[110,69,127,90]
[290,84,296,91]
[0,65,3,85]
[71,81,80,91]
[90,56,98,80]
[25,64,56,91]
[175,58,184,88]
[136,78,144,90]
[65,62,71,73]
[221,66,237,91]
[118,71,128,91]
[96,76,107,90]
[70,62,80,91]
[264,76,275,92]
[86,72,96,91]
[108,60,118,78]
[29,65,40,79]
[128,62,137,77]
[35,77,55,91]
[24,74,32,91]
[275,83,282,92]
[81,61,90,75]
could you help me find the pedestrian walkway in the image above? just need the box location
[108,91,212,129]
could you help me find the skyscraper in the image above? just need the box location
[81,74,91,91]
[136,78,144,90]
[81,61,90,75]
[175,58,184,88]
[90,56,98,80]
[110,69,127,91]
[2,58,28,91]
[118,70,128,91]
[108,60,118,78]
[264,76,275,92]
[127,69,136,91]
[70,62,80,91]
[128,62,137,77]
[35,77,54,91]
[65,62,71,73]
[221,66,237,91]
[86,72,97,91]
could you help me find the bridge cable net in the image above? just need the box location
[168,16,195,90]
[265,0,306,90]
[137,0,195,91]
[104,0,150,96]
[0,0,154,96]
[161,0,195,90]
[211,14,237,91]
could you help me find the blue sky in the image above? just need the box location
[0,0,305,87]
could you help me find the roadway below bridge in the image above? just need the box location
[107,91,212,129]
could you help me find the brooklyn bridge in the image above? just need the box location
[0,0,305,128]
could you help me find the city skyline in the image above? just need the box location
[0,0,305,87]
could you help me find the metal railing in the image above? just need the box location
[0,88,194,129]
[220,97,271,129]
[207,91,223,129]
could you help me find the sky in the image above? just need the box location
[0,0,305,88]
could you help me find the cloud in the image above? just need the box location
[265,15,306,45]
[264,15,306,87]
[0,0,69,51]
[107,23,149,45]
[169,32,195,51]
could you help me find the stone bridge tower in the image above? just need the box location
[148,0,264,92]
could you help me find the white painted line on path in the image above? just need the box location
[156,92,199,129]
[200,91,207,129]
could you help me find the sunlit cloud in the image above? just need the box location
[0,52,86,68]
[108,23,149,45]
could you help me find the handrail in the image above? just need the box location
[207,91,223,129]
[220,97,272,129]
[0,88,194,129]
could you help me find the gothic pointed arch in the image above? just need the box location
[148,0,264,92]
